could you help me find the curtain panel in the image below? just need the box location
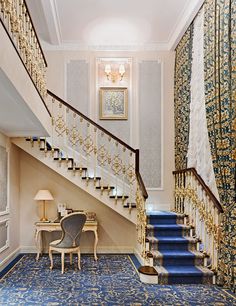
[174,26,193,170]
[204,0,236,289]
[187,8,220,200]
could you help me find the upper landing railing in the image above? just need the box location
[0,0,48,112]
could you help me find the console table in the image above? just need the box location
[35,220,98,261]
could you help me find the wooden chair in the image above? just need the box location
[49,212,87,274]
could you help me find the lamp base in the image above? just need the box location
[40,217,48,222]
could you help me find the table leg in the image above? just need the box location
[93,229,98,261]
[35,229,43,261]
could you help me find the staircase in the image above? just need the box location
[12,136,138,224]
[142,211,214,284]
[1,0,224,286]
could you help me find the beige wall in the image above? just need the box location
[0,133,20,269]
[19,150,136,253]
[45,50,175,209]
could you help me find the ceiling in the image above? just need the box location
[26,0,203,51]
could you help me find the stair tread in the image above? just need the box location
[40,147,60,151]
[147,211,184,217]
[147,236,197,243]
[54,157,73,160]
[147,224,189,229]
[123,203,137,208]
[151,250,204,258]
[155,265,213,275]
[82,177,101,180]
[68,167,87,170]
[96,186,115,189]
[110,195,129,198]
[147,211,177,216]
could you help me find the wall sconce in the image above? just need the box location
[105,64,125,82]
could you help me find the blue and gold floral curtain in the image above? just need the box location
[174,26,193,170]
[204,0,236,290]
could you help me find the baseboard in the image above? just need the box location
[20,246,36,253]
[133,248,145,265]
[0,247,21,272]
[95,246,134,254]
[20,245,135,254]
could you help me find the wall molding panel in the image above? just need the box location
[0,145,9,216]
[0,219,9,254]
[139,60,163,189]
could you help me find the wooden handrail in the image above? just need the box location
[23,0,47,67]
[173,167,223,213]
[47,90,148,199]
[136,171,148,199]
[135,149,148,199]
[48,90,136,153]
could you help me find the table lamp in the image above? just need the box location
[34,190,54,221]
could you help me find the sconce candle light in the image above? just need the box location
[105,64,125,82]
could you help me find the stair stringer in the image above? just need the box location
[12,137,137,224]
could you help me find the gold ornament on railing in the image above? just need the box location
[136,185,147,257]
[173,169,223,272]
[47,92,148,259]
[0,0,47,98]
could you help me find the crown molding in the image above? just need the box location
[40,0,62,45]
[41,40,169,52]
[168,0,204,50]
[39,0,203,52]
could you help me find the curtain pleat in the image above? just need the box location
[174,27,193,170]
[187,8,220,200]
[204,0,236,289]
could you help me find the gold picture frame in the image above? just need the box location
[99,87,128,120]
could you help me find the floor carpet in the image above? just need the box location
[0,254,235,305]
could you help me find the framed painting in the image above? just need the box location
[99,87,128,120]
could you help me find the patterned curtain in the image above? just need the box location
[187,8,219,201]
[204,0,236,290]
[174,26,193,170]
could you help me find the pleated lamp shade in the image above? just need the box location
[34,190,54,201]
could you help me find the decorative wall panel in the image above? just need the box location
[97,59,131,144]
[139,61,162,189]
[0,219,9,253]
[67,60,89,115]
[0,146,8,215]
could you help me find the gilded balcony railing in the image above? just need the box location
[173,168,223,272]
[46,90,148,258]
[0,0,47,101]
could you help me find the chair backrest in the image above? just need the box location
[57,212,87,248]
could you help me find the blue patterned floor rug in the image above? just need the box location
[0,254,235,305]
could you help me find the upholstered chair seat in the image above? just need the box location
[49,212,87,274]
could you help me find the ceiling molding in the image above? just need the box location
[41,40,169,52]
[40,0,62,45]
[167,0,204,50]
[36,0,203,52]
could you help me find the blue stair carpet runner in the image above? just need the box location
[146,211,213,285]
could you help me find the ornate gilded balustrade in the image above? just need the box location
[0,0,47,99]
[173,168,223,271]
[46,90,148,258]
